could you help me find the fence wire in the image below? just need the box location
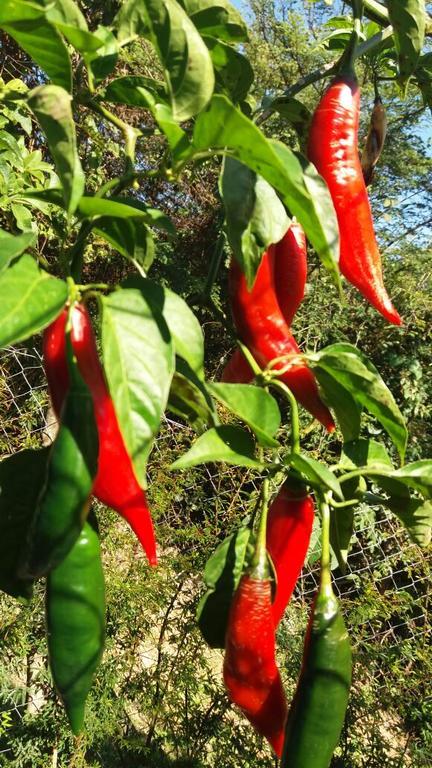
[0,345,431,762]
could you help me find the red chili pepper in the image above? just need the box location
[222,221,308,385]
[223,573,288,756]
[308,76,401,325]
[43,304,157,566]
[266,481,315,627]
[273,220,307,327]
[228,248,335,431]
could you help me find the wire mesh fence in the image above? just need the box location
[0,344,431,763]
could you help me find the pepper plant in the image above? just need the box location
[0,0,431,765]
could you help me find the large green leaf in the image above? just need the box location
[114,0,215,121]
[0,2,72,92]
[311,343,408,461]
[162,289,205,376]
[204,36,253,103]
[191,95,340,284]
[27,85,84,217]
[197,525,252,648]
[315,369,361,443]
[84,26,119,85]
[168,370,216,432]
[101,75,168,109]
[392,460,432,494]
[287,453,344,500]
[265,96,312,139]
[44,0,88,29]
[330,506,354,573]
[386,495,432,547]
[208,382,280,447]
[77,197,174,231]
[221,157,289,287]
[0,229,36,273]
[387,0,426,90]
[340,438,394,472]
[178,0,247,42]
[170,425,261,469]
[94,218,154,271]
[0,448,49,600]
[0,255,67,349]
[101,284,175,484]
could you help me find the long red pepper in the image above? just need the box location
[273,220,307,327]
[223,222,308,385]
[223,510,288,757]
[43,304,157,566]
[228,248,335,431]
[307,76,401,325]
[266,481,315,627]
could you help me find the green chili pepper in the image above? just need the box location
[281,583,352,768]
[46,518,105,735]
[23,328,98,579]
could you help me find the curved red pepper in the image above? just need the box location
[228,248,335,431]
[308,76,401,325]
[273,220,307,327]
[266,482,315,627]
[223,573,288,756]
[222,222,308,385]
[43,304,157,566]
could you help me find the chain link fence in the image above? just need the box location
[1,344,431,764]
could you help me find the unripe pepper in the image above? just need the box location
[46,518,105,734]
[281,584,352,768]
[228,249,334,431]
[223,515,288,757]
[43,304,157,566]
[307,76,401,325]
[23,331,98,578]
[266,481,315,627]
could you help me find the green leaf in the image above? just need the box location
[315,369,361,443]
[204,36,253,103]
[387,0,426,90]
[0,229,36,273]
[392,460,432,494]
[265,95,311,138]
[101,284,175,484]
[197,525,252,648]
[101,75,168,109]
[0,448,49,600]
[168,370,216,432]
[221,156,289,287]
[162,289,205,376]
[84,26,119,84]
[56,25,105,54]
[170,425,261,469]
[44,0,88,29]
[208,382,280,447]
[94,218,154,271]
[178,0,247,42]
[287,453,344,500]
[311,343,408,462]
[0,255,67,349]
[340,439,394,471]
[0,2,72,92]
[11,203,33,232]
[112,197,176,235]
[114,0,215,122]
[330,505,354,573]
[153,103,191,158]
[191,95,340,285]
[77,196,172,228]
[27,85,85,217]
[386,496,432,547]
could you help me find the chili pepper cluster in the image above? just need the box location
[216,58,396,767]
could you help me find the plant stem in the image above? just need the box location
[203,227,225,299]
[251,472,269,577]
[269,379,300,454]
[319,493,332,595]
[237,341,262,377]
